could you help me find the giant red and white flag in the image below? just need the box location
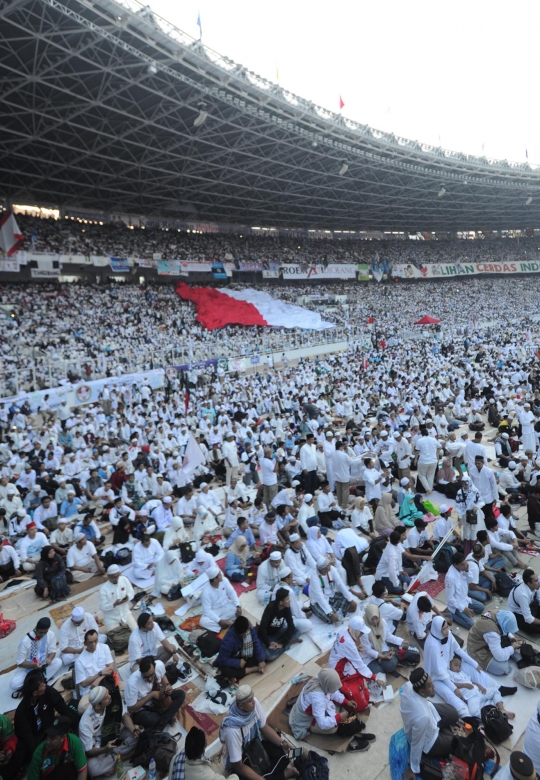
[176,283,334,330]
[0,211,24,257]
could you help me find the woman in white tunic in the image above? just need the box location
[162,516,189,553]
[455,476,485,556]
[153,550,184,598]
[423,616,492,718]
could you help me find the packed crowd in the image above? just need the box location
[2,275,540,398]
[16,214,540,268]
[1,314,540,780]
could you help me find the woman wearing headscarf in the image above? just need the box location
[162,516,189,553]
[289,669,375,751]
[423,616,495,718]
[14,670,78,759]
[333,528,368,598]
[466,610,523,676]
[398,494,424,528]
[225,535,252,582]
[329,616,386,711]
[192,506,219,544]
[170,726,240,780]
[373,493,398,535]
[33,546,70,602]
[305,526,334,565]
[360,603,414,674]
[436,458,458,487]
[455,475,485,556]
[152,550,184,600]
[413,494,439,521]
[351,497,375,538]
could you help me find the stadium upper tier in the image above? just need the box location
[2,0,540,230]
[10,214,540,269]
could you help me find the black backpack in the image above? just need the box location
[196,630,222,658]
[433,544,454,573]
[494,571,514,598]
[451,725,486,780]
[363,537,387,573]
[178,542,196,563]
[132,729,178,773]
[294,750,329,780]
[481,705,513,745]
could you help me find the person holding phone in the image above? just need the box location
[79,686,138,778]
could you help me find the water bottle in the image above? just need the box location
[264,592,269,605]
[140,599,147,613]
[148,758,156,780]
[115,754,124,778]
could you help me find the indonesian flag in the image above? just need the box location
[176,282,334,330]
[0,211,24,257]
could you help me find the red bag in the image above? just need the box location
[0,613,16,639]
[339,673,370,712]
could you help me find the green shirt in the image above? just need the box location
[28,734,87,780]
[0,715,14,742]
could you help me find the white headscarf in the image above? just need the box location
[423,615,459,682]
[163,516,188,550]
[306,526,331,560]
[153,549,184,596]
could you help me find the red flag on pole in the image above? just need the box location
[339,95,345,110]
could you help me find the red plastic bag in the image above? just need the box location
[0,613,16,639]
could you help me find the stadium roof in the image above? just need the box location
[3,0,540,231]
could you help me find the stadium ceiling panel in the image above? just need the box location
[2,0,540,230]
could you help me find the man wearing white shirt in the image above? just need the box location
[284,533,315,586]
[19,523,49,571]
[98,565,137,631]
[507,568,540,634]
[469,456,499,523]
[132,534,164,579]
[59,606,105,666]
[33,496,57,532]
[331,441,360,509]
[196,482,223,521]
[363,458,383,505]
[300,433,318,495]
[465,434,487,474]
[394,431,413,480]
[259,446,278,508]
[415,429,440,494]
[124,657,185,729]
[400,670,460,779]
[127,612,178,670]
[75,629,116,695]
[200,566,241,633]
[222,432,239,486]
[375,530,410,594]
[151,495,174,532]
[10,616,62,691]
[66,534,105,581]
[444,553,483,629]
[308,555,356,624]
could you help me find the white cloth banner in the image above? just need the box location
[280,263,357,279]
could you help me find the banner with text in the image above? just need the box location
[393,261,540,279]
[280,263,357,279]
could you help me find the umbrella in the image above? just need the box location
[414,315,440,325]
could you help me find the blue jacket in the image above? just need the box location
[214,626,265,668]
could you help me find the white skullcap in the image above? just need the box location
[207,565,220,579]
[89,686,107,705]
[75,533,86,542]
[71,606,85,620]
[439,504,451,513]
[235,685,253,703]
[461,475,471,482]
[393,432,402,439]
[199,482,208,488]
[289,533,300,542]
[316,555,329,570]
[162,496,172,504]
[502,433,509,439]
[404,432,412,438]
[269,551,282,561]
[380,431,388,437]
[107,564,120,574]
[138,509,148,516]
[304,493,313,502]
[17,509,26,516]
[281,567,292,578]
[400,478,409,486]
[325,431,333,437]
[291,480,301,487]
[508,461,516,469]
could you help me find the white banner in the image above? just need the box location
[280,263,357,279]
[393,260,540,279]
[136,258,156,268]
[31,268,60,278]
[262,270,280,278]
[179,261,212,273]
[0,260,19,272]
